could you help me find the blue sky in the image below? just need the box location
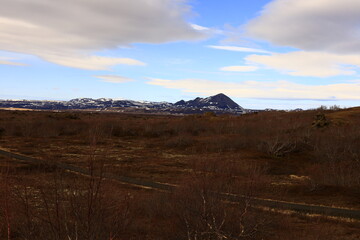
[1,0,360,109]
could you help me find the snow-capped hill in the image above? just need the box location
[0,94,245,114]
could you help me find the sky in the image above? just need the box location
[1,0,360,110]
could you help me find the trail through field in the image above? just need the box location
[1,148,359,220]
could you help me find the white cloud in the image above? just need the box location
[95,75,134,83]
[220,65,258,72]
[0,0,204,69]
[246,0,360,54]
[246,51,360,77]
[147,78,360,100]
[208,45,270,54]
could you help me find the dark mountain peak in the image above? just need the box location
[213,93,227,97]
[207,93,233,103]
[174,93,243,111]
[204,93,240,109]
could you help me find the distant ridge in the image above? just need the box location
[0,93,245,114]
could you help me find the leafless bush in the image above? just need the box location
[260,135,298,157]
[11,168,133,240]
[171,177,270,240]
[0,162,14,240]
[2,134,133,240]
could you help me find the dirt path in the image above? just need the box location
[1,148,359,220]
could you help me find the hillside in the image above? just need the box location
[0,93,245,114]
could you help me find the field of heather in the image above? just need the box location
[0,109,359,239]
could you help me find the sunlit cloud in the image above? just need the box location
[147,78,360,100]
[220,65,258,72]
[95,75,134,83]
[246,51,360,77]
[43,55,145,70]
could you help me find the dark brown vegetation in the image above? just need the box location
[0,108,360,239]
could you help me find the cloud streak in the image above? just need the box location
[0,59,27,66]
[147,78,360,100]
[208,45,271,54]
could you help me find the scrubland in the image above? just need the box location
[0,108,359,239]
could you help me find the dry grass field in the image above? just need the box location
[0,108,359,239]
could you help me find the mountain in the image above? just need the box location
[175,93,243,110]
[0,93,245,114]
